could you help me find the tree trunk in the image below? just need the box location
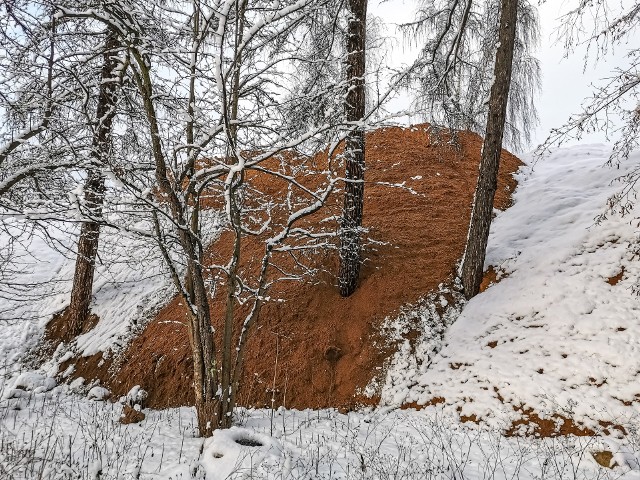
[131,29,223,436]
[67,31,119,337]
[183,241,223,436]
[219,0,246,421]
[338,0,367,297]
[460,0,518,299]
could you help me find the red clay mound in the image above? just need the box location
[65,125,521,411]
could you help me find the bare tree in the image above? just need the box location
[66,30,121,337]
[401,0,539,298]
[338,0,368,297]
[540,1,640,218]
[279,3,344,150]
[402,0,539,149]
[0,2,99,319]
[57,0,357,436]
[1,0,399,436]
[0,4,65,201]
[1,2,139,337]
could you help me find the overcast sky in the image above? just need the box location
[369,0,630,152]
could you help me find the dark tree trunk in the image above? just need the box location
[338,0,367,297]
[67,32,119,337]
[180,226,229,436]
[460,0,518,299]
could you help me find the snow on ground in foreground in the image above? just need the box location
[1,386,639,479]
[379,144,640,432]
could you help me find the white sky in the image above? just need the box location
[369,0,631,151]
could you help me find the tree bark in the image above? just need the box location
[219,1,246,422]
[185,251,221,436]
[460,0,518,299]
[67,31,119,337]
[338,0,367,297]
[131,43,222,436]
[173,205,219,436]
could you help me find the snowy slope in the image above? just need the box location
[0,224,174,373]
[379,144,640,432]
[0,225,70,375]
[0,209,223,385]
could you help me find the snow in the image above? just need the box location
[378,144,640,433]
[0,389,204,479]
[201,427,285,479]
[2,372,57,399]
[364,283,465,403]
[88,386,110,401]
[1,391,639,479]
[2,143,640,478]
[123,385,148,406]
[0,210,222,385]
[0,222,173,377]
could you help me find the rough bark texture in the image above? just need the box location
[67,32,119,337]
[221,187,241,431]
[460,0,518,299]
[131,36,223,435]
[186,253,222,436]
[338,0,367,297]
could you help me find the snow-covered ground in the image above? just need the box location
[2,144,640,479]
[0,223,174,380]
[380,144,640,433]
[2,387,640,479]
[0,210,222,381]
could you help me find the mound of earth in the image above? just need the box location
[60,125,521,411]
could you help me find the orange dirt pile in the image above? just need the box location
[38,310,99,359]
[64,125,521,411]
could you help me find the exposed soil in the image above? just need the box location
[34,310,100,364]
[506,409,596,437]
[47,310,100,344]
[479,266,508,293]
[119,405,146,425]
[592,451,616,469]
[54,125,521,412]
[607,267,625,286]
[506,411,627,438]
[418,387,630,438]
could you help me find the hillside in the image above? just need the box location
[3,142,640,478]
[51,124,520,411]
[379,144,640,436]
